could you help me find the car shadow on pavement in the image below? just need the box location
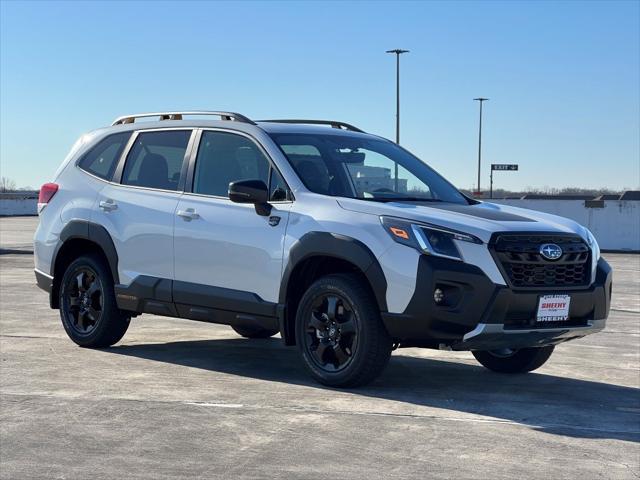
[108,337,640,443]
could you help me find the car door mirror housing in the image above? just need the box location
[229,180,269,204]
[229,180,271,216]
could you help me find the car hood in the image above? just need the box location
[336,198,588,243]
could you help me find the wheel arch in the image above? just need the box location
[51,221,119,308]
[279,232,388,346]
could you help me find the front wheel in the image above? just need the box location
[295,274,392,388]
[472,346,555,373]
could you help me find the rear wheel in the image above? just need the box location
[295,274,392,387]
[59,254,130,348]
[231,325,279,339]
[472,346,555,373]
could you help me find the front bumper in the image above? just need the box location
[381,256,612,350]
[453,319,606,351]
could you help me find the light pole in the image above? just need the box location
[473,97,489,195]
[386,48,409,192]
[386,49,409,144]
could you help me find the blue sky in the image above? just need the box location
[1,0,638,191]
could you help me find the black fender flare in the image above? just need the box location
[279,231,388,311]
[52,220,120,284]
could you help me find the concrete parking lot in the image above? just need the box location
[1,216,638,479]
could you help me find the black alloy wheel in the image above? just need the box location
[304,293,358,372]
[295,274,392,387]
[62,267,104,335]
[59,254,130,348]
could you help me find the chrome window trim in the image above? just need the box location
[75,164,185,197]
[180,190,293,205]
[75,166,116,185]
[97,181,186,196]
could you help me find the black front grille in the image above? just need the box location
[491,234,591,289]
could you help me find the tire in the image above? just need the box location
[59,253,130,348]
[231,325,279,339]
[295,273,392,388]
[472,346,555,373]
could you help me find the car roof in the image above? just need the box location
[104,111,377,137]
[98,119,380,141]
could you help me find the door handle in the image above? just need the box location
[99,199,118,212]
[177,208,199,220]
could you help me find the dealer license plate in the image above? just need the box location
[536,295,571,322]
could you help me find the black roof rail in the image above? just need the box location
[111,111,256,126]
[257,119,364,133]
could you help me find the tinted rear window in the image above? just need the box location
[122,130,191,191]
[78,132,131,180]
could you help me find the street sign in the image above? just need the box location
[490,164,519,198]
[491,164,518,171]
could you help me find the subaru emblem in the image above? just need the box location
[539,243,563,261]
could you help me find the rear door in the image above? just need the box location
[95,128,195,285]
[173,129,292,314]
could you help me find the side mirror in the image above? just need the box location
[228,179,271,216]
[229,179,269,204]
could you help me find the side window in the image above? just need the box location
[193,131,272,197]
[122,130,191,191]
[78,132,131,180]
[280,144,331,194]
[269,168,289,201]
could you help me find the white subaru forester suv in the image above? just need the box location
[34,111,612,387]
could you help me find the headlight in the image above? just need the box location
[380,216,482,261]
[585,228,600,261]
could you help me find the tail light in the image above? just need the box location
[38,183,59,213]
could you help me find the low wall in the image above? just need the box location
[0,193,38,216]
[491,199,639,251]
[1,193,637,251]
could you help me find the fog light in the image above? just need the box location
[434,288,444,304]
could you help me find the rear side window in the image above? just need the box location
[122,130,191,191]
[193,131,273,197]
[78,132,131,180]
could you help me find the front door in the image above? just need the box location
[173,129,292,317]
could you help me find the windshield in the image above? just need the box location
[269,133,469,204]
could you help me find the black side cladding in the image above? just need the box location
[278,231,388,345]
[48,221,120,308]
[54,220,120,284]
[279,232,388,310]
[114,276,280,331]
